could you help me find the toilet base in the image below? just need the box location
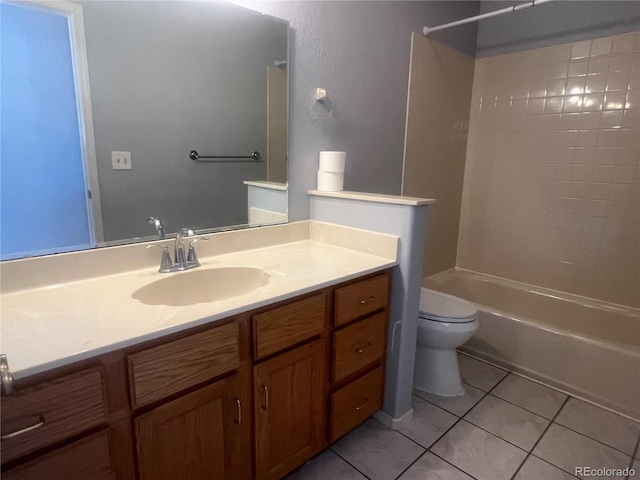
[413,347,465,397]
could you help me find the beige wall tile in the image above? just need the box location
[457,32,640,308]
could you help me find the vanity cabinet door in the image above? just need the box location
[135,371,251,480]
[254,339,326,480]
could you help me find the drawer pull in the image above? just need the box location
[261,386,269,410]
[234,398,242,425]
[353,399,370,411]
[359,296,376,305]
[354,342,374,354]
[1,354,14,396]
[1,415,45,440]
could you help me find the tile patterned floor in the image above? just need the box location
[287,353,640,480]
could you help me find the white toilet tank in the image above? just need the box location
[419,288,477,322]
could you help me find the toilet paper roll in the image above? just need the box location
[319,151,346,172]
[317,171,344,192]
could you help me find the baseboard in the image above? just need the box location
[373,407,413,430]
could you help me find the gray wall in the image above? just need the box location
[79,1,287,241]
[232,1,480,222]
[477,1,640,57]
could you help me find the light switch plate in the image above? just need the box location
[111,151,132,170]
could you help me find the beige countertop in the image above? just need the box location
[0,221,398,379]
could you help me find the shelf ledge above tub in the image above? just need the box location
[308,190,435,206]
[244,181,288,191]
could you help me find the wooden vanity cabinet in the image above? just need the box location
[129,319,251,480]
[2,430,116,480]
[1,361,134,480]
[135,371,251,480]
[329,274,390,443]
[253,339,326,480]
[1,269,392,480]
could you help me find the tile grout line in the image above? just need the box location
[624,433,640,480]
[327,446,372,480]
[509,395,574,480]
[461,351,640,424]
[429,450,481,480]
[392,412,474,479]
[486,390,559,422]
[468,355,640,458]
[403,370,513,480]
[551,418,638,458]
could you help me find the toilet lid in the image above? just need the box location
[419,287,477,320]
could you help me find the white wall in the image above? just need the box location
[231,1,480,222]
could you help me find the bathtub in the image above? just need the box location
[423,268,640,420]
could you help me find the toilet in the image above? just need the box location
[413,288,478,397]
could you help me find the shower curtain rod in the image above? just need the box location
[422,0,556,36]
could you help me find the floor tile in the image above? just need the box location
[430,420,527,480]
[397,396,458,448]
[514,455,577,480]
[397,451,474,480]
[414,383,485,417]
[285,450,366,480]
[491,373,568,419]
[464,395,549,451]
[554,398,640,455]
[533,424,631,479]
[457,354,508,392]
[331,418,425,480]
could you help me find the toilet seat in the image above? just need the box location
[419,288,477,323]
[419,313,476,324]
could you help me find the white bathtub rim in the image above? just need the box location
[448,267,640,317]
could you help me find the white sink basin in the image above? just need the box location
[132,267,271,306]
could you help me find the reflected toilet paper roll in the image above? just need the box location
[317,171,344,192]
[319,151,346,172]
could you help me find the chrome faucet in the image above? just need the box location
[147,217,166,239]
[147,228,208,273]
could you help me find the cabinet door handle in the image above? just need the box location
[234,398,242,425]
[262,386,269,410]
[354,341,373,354]
[1,415,45,440]
[353,398,369,411]
[359,296,375,305]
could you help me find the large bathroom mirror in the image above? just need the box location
[0,0,288,260]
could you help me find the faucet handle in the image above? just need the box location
[180,227,196,237]
[187,236,209,266]
[146,244,173,273]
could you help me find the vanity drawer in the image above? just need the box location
[333,312,386,383]
[330,366,383,442]
[1,368,107,464]
[2,430,114,480]
[253,293,326,360]
[128,322,239,408]
[334,275,389,327]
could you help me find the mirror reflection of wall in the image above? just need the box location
[0,0,288,260]
[267,64,287,183]
[81,1,288,242]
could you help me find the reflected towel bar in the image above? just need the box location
[189,150,261,162]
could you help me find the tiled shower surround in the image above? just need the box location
[456,32,640,308]
[402,34,475,277]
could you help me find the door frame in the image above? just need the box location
[6,0,104,244]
